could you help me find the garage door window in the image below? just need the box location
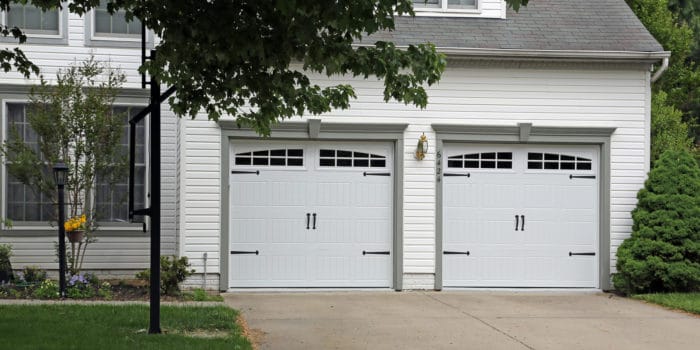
[319,149,386,168]
[447,152,512,169]
[234,149,303,166]
[527,153,592,170]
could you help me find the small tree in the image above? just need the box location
[0,57,127,274]
[613,149,700,294]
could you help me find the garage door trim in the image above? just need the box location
[433,123,616,291]
[219,120,408,291]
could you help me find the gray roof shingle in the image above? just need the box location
[366,0,664,53]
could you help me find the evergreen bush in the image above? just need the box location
[613,149,700,294]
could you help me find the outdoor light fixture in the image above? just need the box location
[415,133,429,160]
[53,161,69,298]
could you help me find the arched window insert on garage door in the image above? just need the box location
[527,153,592,170]
[447,152,513,169]
[319,149,386,168]
[234,149,304,166]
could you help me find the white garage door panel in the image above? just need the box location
[230,141,393,288]
[443,144,599,288]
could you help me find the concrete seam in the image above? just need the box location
[422,293,536,350]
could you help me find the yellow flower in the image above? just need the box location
[64,222,71,231]
[80,215,86,223]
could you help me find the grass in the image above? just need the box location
[0,304,252,350]
[633,293,700,315]
[183,288,225,302]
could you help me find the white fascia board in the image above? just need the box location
[354,44,671,63]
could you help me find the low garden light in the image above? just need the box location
[53,161,69,298]
[414,133,429,160]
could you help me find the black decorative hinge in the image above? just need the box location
[363,251,390,255]
[569,175,595,179]
[363,172,391,176]
[443,251,470,255]
[231,170,260,175]
[230,250,259,255]
[443,173,470,177]
[569,252,595,256]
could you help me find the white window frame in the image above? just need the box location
[1,4,64,39]
[0,100,149,232]
[413,0,481,15]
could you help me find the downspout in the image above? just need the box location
[651,57,669,83]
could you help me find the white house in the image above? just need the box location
[0,0,668,291]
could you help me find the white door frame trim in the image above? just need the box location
[218,119,408,291]
[433,123,616,290]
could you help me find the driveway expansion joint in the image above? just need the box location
[422,292,536,350]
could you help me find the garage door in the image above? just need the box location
[442,144,599,288]
[229,141,393,288]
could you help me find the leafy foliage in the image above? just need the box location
[0,0,528,135]
[0,57,127,274]
[627,0,700,144]
[0,244,11,283]
[136,256,195,296]
[614,150,700,294]
[17,265,47,284]
[32,279,59,299]
[651,91,693,162]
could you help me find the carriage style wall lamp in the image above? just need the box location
[415,133,429,160]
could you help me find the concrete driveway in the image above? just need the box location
[223,291,700,350]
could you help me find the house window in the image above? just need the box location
[234,149,304,167]
[4,104,53,222]
[95,107,146,222]
[414,0,477,10]
[94,2,142,37]
[319,149,387,168]
[527,153,592,171]
[447,152,512,169]
[6,4,59,35]
[3,104,146,224]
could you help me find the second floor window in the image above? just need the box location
[94,3,141,37]
[414,0,477,10]
[6,4,59,35]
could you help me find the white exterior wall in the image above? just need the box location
[0,9,177,274]
[181,60,650,289]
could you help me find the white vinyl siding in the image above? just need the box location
[180,61,649,289]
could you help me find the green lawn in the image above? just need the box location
[633,293,700,315]
[0,304,252,350]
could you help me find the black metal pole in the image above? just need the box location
[148,49,162,335]
[57,184,66,298]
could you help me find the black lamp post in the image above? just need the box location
[53,161,68,299]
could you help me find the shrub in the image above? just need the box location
[613,149,700,294]
[136,256,194,296]
[19,266,48,284]
[0,244,12,283]
[32,280,60,299]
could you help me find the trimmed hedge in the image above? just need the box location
[613,150,700,294]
